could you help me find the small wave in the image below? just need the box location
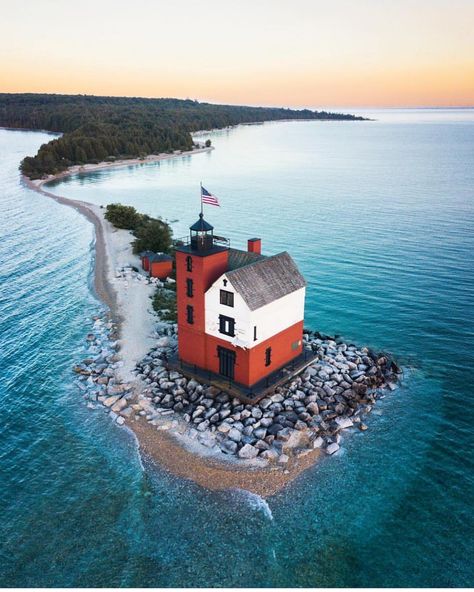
[231,489,274,521]
[121,424,145,472]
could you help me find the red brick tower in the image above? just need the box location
[175,213,229,368]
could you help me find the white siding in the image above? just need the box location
[205,273,305,349]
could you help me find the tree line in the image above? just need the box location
[0,93,365,178]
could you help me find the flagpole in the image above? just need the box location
[200,181,203,216]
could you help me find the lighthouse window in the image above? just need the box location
[186,256,193,272]
[219,289,234,307]
[186,305,194,324]
[265,347,272,367]
[253,326,257,341]
[219,314,235,337]
[186,278,194,297]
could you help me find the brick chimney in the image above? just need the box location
[247,238,262,254]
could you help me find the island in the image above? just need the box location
[23,185,400,497]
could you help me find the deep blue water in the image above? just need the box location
[1,109,473,586]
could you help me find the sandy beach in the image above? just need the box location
[23,150,324,497]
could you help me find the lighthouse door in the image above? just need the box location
[218,347,236,380]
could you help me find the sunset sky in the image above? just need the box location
[1,0,473,108]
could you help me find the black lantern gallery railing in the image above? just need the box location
[174,234,230,251]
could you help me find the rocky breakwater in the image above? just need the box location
[132,328,401,467]
[73,313,136,424]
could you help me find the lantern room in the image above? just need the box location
[190,213,215,252]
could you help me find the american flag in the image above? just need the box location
[201,185,220,207]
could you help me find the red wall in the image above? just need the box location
[150,260,173,279]
[141,256,150,272]
[203,320,303,387]
[176,248,229,365]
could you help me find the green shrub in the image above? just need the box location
[152,288,177,322]
[105,203,143,230]
[132,218,172,254]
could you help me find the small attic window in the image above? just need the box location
[223,279,228,286]
[220,290,234,307]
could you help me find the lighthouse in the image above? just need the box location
[175,213,306,391]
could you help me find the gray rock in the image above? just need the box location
[204,407,217,419]
[228,428,242,442]
[313,436,324,448]
[242,425,254,436]
[323,384,336,397]
[335,417,353,429]
[294,420,307,431]
[326,442,340,455]
[259,449,278,462]
[259,398,272,409]
[267,423,284,435]
[196,419,210,431]
[278,454,289,464]
[220,440,238,455]
[238,444,259,459]
[198,432,216,448]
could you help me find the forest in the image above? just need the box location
[0,93,364,178]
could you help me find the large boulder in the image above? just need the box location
[260,449,279,462]
[335,417,353,429]
[103,395,120,408]
[326,442,340,455]
[220,440,238,455]
[267,423,285,435]
[238,444,259,459]
[282,429,311,456]
[228,428,242,443]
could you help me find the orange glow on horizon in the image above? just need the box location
[1,0,473,108]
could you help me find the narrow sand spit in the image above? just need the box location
[23,152,319,496]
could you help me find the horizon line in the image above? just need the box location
[0,90,473,111]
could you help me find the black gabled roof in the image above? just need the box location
[149,253,173,262]
[190,213,213,232]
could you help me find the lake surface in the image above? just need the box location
[1,109,473,586]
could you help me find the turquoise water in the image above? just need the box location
[1,109,473,586]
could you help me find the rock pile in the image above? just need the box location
[73,314,136,424]
[131,328,401,464]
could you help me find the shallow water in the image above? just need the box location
[1,109,473,586]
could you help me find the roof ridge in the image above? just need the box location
[227,250,285,275]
